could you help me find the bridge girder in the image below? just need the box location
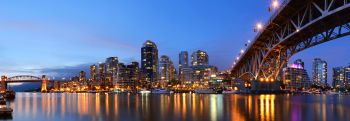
[232,0,350,81]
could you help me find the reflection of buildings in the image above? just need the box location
[312,58,327,86]
[141,40,159,87]
[282,59,311,90]
[159,55,176,87]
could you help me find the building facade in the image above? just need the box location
[333,67,345,88]
[141,40,159,87]
[191,50,209,66]
[106,57,119,86]
[159,55,176,88]
[312,58,328,86]
[282,60,311,90]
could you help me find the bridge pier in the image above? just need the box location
[41,75,47,92]
[1,76,7,92]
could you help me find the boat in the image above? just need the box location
[194,89,216,94]
[0,105,12,116]
[151,89,174,94]
[139,89,151,94]
[222,90,238,94]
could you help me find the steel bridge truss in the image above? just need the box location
[234,0,350,81]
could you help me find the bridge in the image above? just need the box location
[1,75,66,92]
[231,0,350,90]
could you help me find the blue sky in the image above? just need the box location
[0,0,349,83]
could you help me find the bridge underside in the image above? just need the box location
[232,0,350,85]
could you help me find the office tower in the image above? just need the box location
[141,40,158,87]
[312,58,328,86]
[116,63,128,89]
[179,51,191,82]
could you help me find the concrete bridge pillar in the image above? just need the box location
[1,76,7,92]
[41,75,47,92]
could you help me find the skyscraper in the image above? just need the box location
[333,67,345,88]
[98,63,106,84]
[159,55,176,87]
[344,65,350,88]
[312,58,328,86]
[191,50,209,66]
[90,64,97,81]
[141,40,158,87]
[127,62,140,91]
[106,57,119,86]
[179,51,192,82]
[179,51,189,69]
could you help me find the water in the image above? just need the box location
[3,93,350,121]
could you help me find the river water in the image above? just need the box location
[3,93,350,121]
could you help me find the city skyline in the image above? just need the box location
[0,0,349,84]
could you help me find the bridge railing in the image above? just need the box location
[233,0,290,69]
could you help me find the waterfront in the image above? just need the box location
[2,93,350,121]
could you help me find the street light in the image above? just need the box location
[272,0,279,9]
[254,22,263,32]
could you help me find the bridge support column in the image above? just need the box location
[41,75,47,92]
[1,76,7,93]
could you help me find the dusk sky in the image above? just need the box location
[0,0,349,83]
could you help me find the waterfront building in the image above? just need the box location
[79,71,86,83]
[126,62,140,91]
[333,67,345,88]
[179,51,192,83]
[141,40,159,88]
[115,63,128,89]
[191,50,209,66]
[345,65,350,88]
[98,63,106,85]
[106,57,119,86]
[191,65,218,87]
[282,60,311,90]
[312,58,328,86]
[90,64,97,81]
[159,55,176,88]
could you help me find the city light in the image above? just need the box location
[240,49,244,53]
[254,22,263,32]
[272,0,279,9]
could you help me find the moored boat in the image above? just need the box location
[151,89,174,94]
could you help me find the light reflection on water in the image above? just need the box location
[6,93,350,121]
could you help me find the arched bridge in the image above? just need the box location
[7,75,42,83]
[232,0,350,84]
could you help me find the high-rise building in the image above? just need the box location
[179,51,189,69]
[106,57,119,86]
[116,63,128,89]
[98,63,106,84]
[79,71,86,83]
[90,64,97,81]
[141,40,158,87]
[333,67,345,88]
[344,65,350,87]
[179,51,191,82]
[312,58,328,86]
[191,50,209,66]
[282,60,310,90]
[159,55,176,87]
[127,62,140,91]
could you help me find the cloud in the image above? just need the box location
[37,63,92,79]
